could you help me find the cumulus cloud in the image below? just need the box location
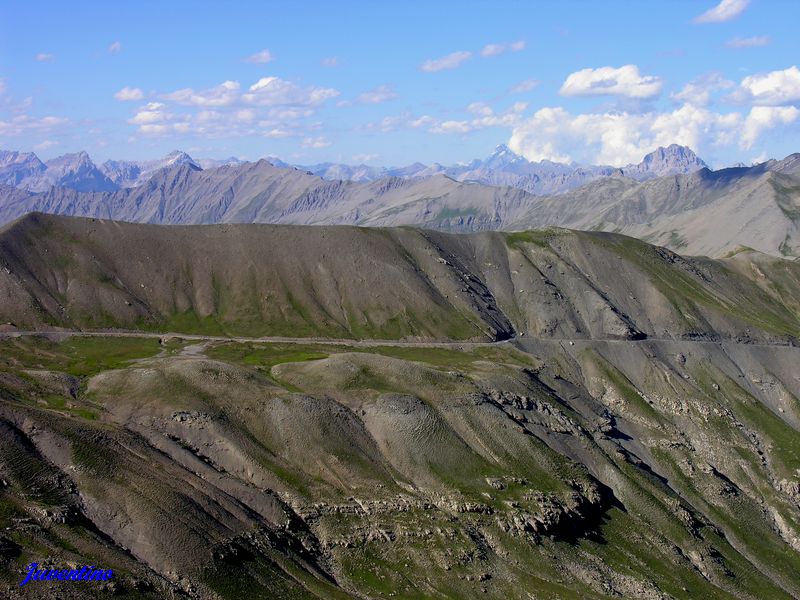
[129,102,172,125]
[161,77,338,108]
[506,103,779,166]
[692,0,749,24]
[420,51,472,72]
[302,136,331,148]
[352,153,378,162]
[0,115,69,137]
[124,75,339,139]
[165,80,241,107]
[356,85,398,104]
[480,40,525,57]
[430,102,528,134]
[108,41,121,54]
[671,72,734,106]
[35,53,55,62]
[726,36,770,48]
[560,65,663,99]
[741,106,800,147]
[243,49,274,64]
[736,66,800,105]
[243,77,339,106]
[510,79,539,94]
[114,87,145,101]
[321,57,339,68]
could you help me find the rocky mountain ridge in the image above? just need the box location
[0,144,708,196]
[0,150,798,258]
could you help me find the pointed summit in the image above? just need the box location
[483,144,528,169]
[163,150,198,168]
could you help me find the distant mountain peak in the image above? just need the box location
[163,150,197,165]
[624,145,707,180]
[484,144,528,169]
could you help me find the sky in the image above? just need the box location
[1,0,799,168]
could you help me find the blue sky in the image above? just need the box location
[1,0,799,168]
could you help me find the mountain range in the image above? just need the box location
[298,143,709,195]
[0,144,798,258]
[1,143,706,196]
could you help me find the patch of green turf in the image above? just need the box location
[0,336,162,377]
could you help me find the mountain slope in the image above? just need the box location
[100,150,200,188]
[0,161,539,231]
[1,214,798,344]
[24,151,118,192]
[1,215,800,598]
[512,165,800,257]
[0,150,46,187]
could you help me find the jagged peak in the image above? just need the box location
[163,150,197,165]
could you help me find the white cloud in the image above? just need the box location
[166,80,241,107]
[235,109,256,122]
[692,0,749,23]
[420,51,471,72]
[430,102,528,135]
[321,57,339,68]
[0,115,69,137]
[409,115,435,128]
[163,77,337,110]
[35,53,55,62]
[138,124,168,135]
[34,139,58,151]
[262,128,293,138]
[302,136,331,148]
[737,66,800,105]
[243,49,274,64]
[124,76,338,139]
[114,87,145,101]
[480,40,525,57]
[560,65,663,99]
[741,106,800,147]
[352,153,378,163]
[671,72,734,106]
[129,102,171,125]
[510,79,539,94]
[431,120,472,134]
[370,115,406,133]
[467,102,494,116]
[481,44,504,57]
[268,107,313,120]
[108,41,122,54]
[356,85,398,104]
[244,77,339,106]
[726,36,770,48]
[508,104,754,165]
